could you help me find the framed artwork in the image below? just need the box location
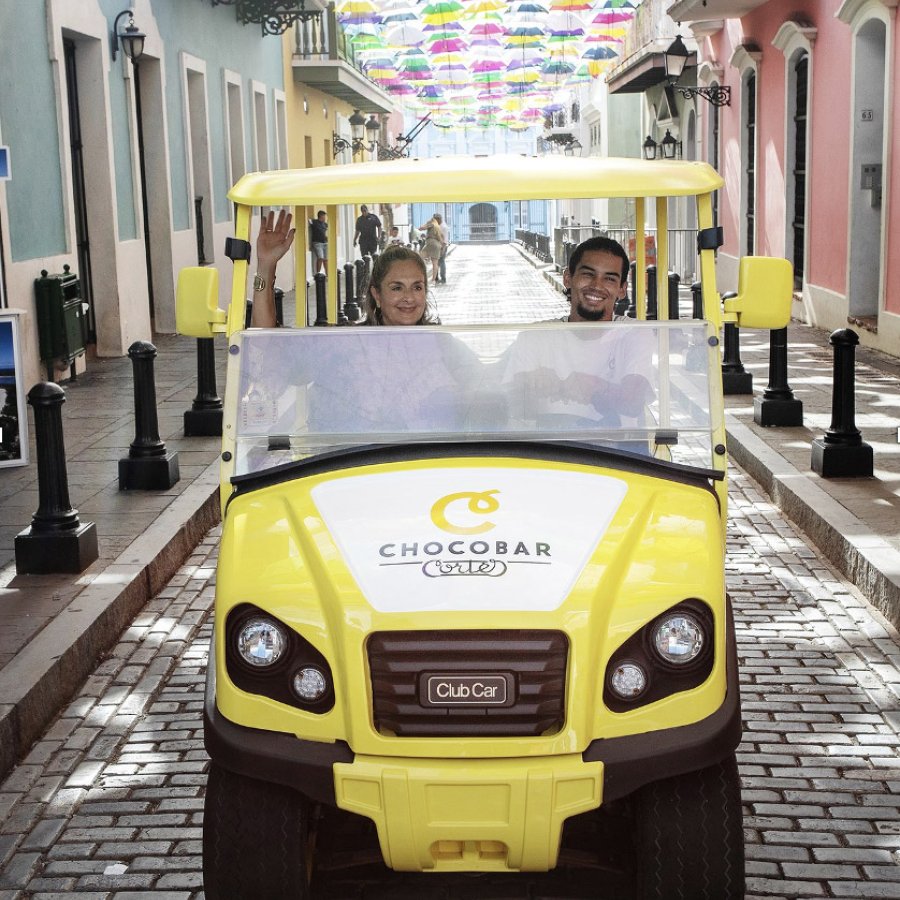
[0,313,28,468]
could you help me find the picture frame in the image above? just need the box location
[0,311,29,468]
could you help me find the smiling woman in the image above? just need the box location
[361,244,440,325]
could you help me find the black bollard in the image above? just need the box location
[273,286,284,327]
[15,383,99,573]
[811,328,873,477]
[645,265,658,320]
[753,327,803,427]
[118,341,180,490]
[720,293,753,394]
[344,262,360,322]
[667,272,680,320]
[245,285,284,329]
[313,272,328,326]
[183,338,223,436]
[685,281,708,372]
[355,258,367,305]
[691,281,703,319]
[336,275,349,326]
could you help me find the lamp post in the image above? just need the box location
[665,35,731,107]
[365,114,381,156]
[111,10,146,63]
[660,129,682,159]
[334,113,432,162]
[333,109,369,159]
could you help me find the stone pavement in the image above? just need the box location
[0,239,899,790]
[1,445,899,897]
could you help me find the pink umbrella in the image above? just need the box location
[428,37,469,53]
[469,21,506,36]
[591,9,634,25]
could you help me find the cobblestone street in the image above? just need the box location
[1,462,899,899]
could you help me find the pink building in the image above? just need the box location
[618,0,898,356]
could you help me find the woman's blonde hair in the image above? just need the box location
[360,245,440,326]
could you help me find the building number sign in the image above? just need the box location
[861,109,874,122]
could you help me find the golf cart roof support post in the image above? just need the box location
[697,192,721,333]
[327,203,339,323]
[635,197,646,319]
[655,196,669,305]
[295,205,309,329]
[228,203,252,338]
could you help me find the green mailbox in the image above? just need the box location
[34,265,87,379]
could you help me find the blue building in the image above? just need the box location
[0,1,289,385]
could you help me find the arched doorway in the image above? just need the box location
[848,17,886,321]
[469,203,498,242]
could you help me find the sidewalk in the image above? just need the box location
[0,333,227,778]
[1,243,900,782]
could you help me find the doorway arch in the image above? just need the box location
[848,15,887,320]
[468,203,498,242]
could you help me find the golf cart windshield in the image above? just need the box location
[232,320,722,476]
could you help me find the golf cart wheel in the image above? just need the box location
[203,762,311,900]
[633,753,744,900]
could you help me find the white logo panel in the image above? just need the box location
[311,468,627,613]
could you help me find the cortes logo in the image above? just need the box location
[430,490,500,535]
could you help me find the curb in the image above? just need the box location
[725,415,900,630]
[0,461,222,780]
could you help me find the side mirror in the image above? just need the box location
[176,267,226,337]
[722,257,793,329]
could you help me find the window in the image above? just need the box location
[251,81,269,171]
[744,71,756,256]
[273,90,288,169]
[790,55,808,288]
[224,72,245,189]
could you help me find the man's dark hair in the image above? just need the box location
[567,236,630,284]
[317,210,326,218]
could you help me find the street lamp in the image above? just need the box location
[563,138,582,157]
[660,129,682,159]
[643,135,658,160]
[111,10,146,63]
[365,114,381,153]
[332,109,369,158]
[665,35,731,107]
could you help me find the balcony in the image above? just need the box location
[292,3,393,114]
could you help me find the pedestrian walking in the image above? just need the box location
[309,209,327,275]
[434,213,450,284]
[418,216,444,285]
[353,205,382,258]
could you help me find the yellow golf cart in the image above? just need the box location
[177,155,791,899]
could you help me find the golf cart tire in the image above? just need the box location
[203,762,311,900]
[633,753,744,900]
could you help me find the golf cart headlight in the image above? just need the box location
[236,617,287,667]
[653,613,704,665]
[293,666,328,702]
[609,661,648,700]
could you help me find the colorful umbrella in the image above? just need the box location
[582,44,618,59]
[340,0,642,130]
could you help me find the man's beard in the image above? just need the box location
[575,300,609,321]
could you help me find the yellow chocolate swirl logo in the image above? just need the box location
[430,490,500,535]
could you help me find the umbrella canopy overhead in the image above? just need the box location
[334,0,643,129]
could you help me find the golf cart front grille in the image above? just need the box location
[367,630,568,737]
